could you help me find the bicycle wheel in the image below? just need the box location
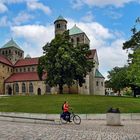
[73,115,81,125]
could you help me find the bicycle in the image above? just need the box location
[60,110,81,125]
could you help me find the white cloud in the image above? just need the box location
[27,1,51,15]
[1,0,52,15]
[0,3,8,13]
[11,24,54,56]
[0,16,10,26]
[71,0,137,8]
[13,11,34,25]
[98,39,128,77]
[81,11,94,22]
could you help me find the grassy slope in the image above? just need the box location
[0,95,140,114]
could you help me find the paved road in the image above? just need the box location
[0,120,140,140]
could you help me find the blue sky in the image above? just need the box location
[0,0,140,78]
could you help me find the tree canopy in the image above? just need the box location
[38,31,94,94]
[106,66,130,93]
[123,17,140,86]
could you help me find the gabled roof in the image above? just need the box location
[1,38,23,51]
[95,69,104,78]
[69,24,84,35]
[4,72,44,83]
[14,58,38,67]
[0,55,13,66]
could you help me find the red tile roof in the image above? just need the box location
[14,58,38,67]
[5,72,46,83]
[88,49,96,59]
[0,55,13,66]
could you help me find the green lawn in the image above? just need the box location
[0,95,140,114]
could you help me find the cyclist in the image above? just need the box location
[62,101,71,122]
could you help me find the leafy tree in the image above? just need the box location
[38,31,94,94]
[106,66,130,94]
[123,17,140,86]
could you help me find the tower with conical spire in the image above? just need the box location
[54,15,67,36]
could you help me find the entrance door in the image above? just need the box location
[37,88,41,95]
[8,87,12,95]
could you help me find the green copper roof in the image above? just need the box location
[57,15,65,20]
[1,38,23,50]
[69,24,84,35]
[54,15,67,23]
[95,69,104,78]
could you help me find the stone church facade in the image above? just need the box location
[0,16,105,95]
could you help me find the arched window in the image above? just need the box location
[22,83,26,93]
[96,81,99,86]
[71,38,74,43]
[15,83,19,93]
[56,24,60,28]
[29,83,33,93]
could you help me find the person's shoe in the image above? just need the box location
[69,120,72,122]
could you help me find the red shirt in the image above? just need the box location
[63,103,69,112]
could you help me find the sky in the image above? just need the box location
[0,0,140,79]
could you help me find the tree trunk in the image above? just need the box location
[68,86,71,94]
[59,85,63,94]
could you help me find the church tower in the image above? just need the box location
[54,15,67,36]
[0,38,24,64]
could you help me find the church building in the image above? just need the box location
[0,16,105,95]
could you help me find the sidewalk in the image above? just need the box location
[0,112,140,124]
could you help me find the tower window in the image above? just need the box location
[71,38,74,43]
[77,37,80,44]
[56,24,60,28]
[96,81,99,86]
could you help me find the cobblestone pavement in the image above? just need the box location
[0,120,140,140]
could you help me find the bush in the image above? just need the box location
[122,87,133,96]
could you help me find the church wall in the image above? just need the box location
[5,81,47,95]
[78,75,90,95]
[13,65,37,73]
[94,77,105,95]
[70,33,90,47]
[0,63,13,94]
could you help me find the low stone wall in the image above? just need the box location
[0,112,140,121]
